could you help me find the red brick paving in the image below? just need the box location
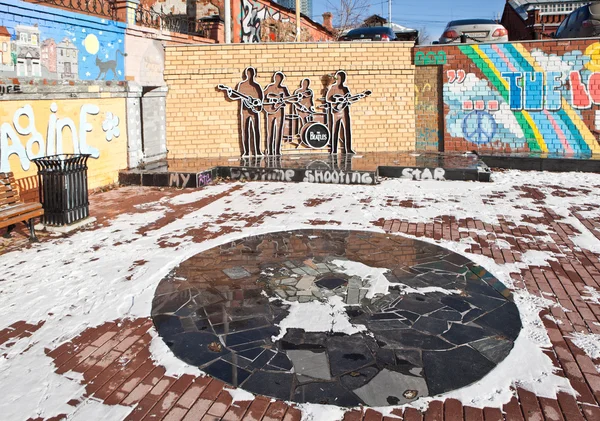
[3,185,600,420]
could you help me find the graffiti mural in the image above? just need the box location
[219,68,371,156]
[0,0,126,80]
[443,42,600,154]
[0,99,127,183]
[241,0,286,43]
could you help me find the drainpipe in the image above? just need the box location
[225,0,231,43]
[296,0,301,41]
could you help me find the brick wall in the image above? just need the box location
[415,65,442,152]
[164,42,415,158]
[416,39,600,155]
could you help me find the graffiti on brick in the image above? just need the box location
[443,41,600,154]
[230,168,296,182]
[461,110,497,145]
[219,68,371,156]
[0,101,122,174]
[303,170,374,185]
[415,51,447,66]
[401,168,446,181]
[446,69,466,84]
[169,173,192,188]
[197,171,213,187]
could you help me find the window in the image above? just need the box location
[31,34,37,45]
[2,42,7,52]
[19,33,27,42]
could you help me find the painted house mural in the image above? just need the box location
[440,40,600,155]
[0,0,126,81]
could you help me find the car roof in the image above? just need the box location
[447,19,498,26]
[346,26,395,35]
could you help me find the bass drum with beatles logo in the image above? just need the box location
[301,122,330,149]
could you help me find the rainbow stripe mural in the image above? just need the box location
[444,42,600,155]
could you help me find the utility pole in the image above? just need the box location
[225,0,231,43]
[296,0,301,41]
[388,0,392,28]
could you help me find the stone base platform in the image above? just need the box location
[118,152,492,188]
[479,152,600,173]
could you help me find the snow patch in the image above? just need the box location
[330,259,390,299]
[582,286,600,305]
[570,332,600,360]
[272,296,367,341]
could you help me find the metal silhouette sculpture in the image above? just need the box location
[326,70,371,154]
[219,69,371,156]
[263,72,299,155]
[218,67,264,156]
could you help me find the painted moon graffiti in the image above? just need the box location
[152,230,521,407]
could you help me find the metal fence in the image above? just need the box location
[135,6,209,37]
[36,0,116,19]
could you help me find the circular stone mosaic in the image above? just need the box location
[152,230,521,407]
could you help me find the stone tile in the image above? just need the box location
[471,336,515,364]
[287,350,332,380]
[241,371,294,401]
[353,368,428,406]
[327,335,376,377]
[295,275,316,291]
[222,267,251,280]
[423,345,496,395]
[293,381,362,406]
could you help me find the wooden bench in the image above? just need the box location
[0,172,44,241]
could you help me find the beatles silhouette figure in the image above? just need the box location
[219,67,370,156]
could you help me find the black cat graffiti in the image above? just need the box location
[95,50,126,80]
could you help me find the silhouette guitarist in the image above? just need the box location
[293,78,315,125]
[263,71,293,156]
[325,70,370,154]
[236,67,263,156]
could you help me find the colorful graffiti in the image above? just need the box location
[444,42,600,154]
[0,99,127,184]
[0,0,126,80]
[415,51,447,66]
[241,0,287,43]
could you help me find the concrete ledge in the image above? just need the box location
[36,217,97,234]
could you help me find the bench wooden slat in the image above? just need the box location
[0,202,43,223]
[0,209,44,229]
[0,172,43,240]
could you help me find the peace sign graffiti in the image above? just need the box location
[461,110,497,144]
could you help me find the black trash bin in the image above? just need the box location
[33,154,91,226]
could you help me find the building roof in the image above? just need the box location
[361,15,418,33]
[0,26,10,37]
[508,0,587,20]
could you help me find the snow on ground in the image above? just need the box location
[1,170,600,419]
[570,332,600,360]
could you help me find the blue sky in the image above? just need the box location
[313,0,507,42]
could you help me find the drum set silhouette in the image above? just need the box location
[219,68,371,156]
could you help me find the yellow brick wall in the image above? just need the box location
[164,42,416,158]
[0,98,128,190]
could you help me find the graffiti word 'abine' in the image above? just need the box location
[1,103,100,172]
[502,70,600,111]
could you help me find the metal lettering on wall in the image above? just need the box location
[218,68,371,156]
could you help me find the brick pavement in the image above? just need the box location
[1,180,600,420]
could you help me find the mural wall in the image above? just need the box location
[238,0,331,43]
[435,39,600,155]
[0,0,126,81]
[0,98,128,189]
